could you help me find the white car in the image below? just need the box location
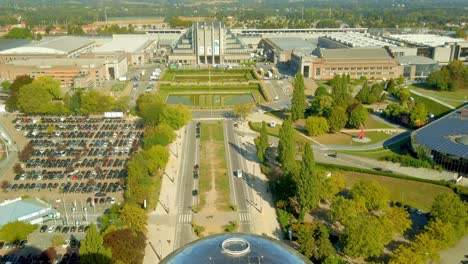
[47,226,55,233]
[236,169,243,178]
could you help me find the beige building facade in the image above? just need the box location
[292,48,403,80]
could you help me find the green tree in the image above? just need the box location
[0,221,37,242]
[5,75,33,111]
[2,28,34,39]
[410,103,428,127]
[296,142,320,221]
[69,88,82,114]
[350,180,389,211]
[67,25,85,35]
[431,192,468,236]
[312,224,335,261]
[386,79,396,94]
[397,88,411,107]
[347,104,368,128]
[291,72,306,121]
[328,106,347,132]
[162,104,191,129]
[278,117,296,174]
[316,19,340,28]
[1,80,10,91]
[255,121,269,163]
[17,76,66,114]
[143,145,170,174]
[322,255,347,264]
[329,196,366,225]
[455,28,467,38]
[120,204,148,232]
[143,123,176,148]
[330,74,353,108]
[390,244,425,264]
[383,103,407,122]
[103,228,146,264]
[233,103,255,120]
[381,207,411,237]
[79,224,113,264]
[80,90,115,114]
[136,93,166,125]
[305,116,329,137]
[100,204,125,232]
[310,95,333,117]
[343,214,386,258]
[291,222,316,258]
[314,85,329,96]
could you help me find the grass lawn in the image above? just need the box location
[334,170,452,211]
[337,137,410,159]
[248,122,310,144]
[110,81,128,92]
[364,116,394,129]
[314,131,397,146]
[409,91,452,116]
[199,122,231,211]
[162,69,257,82]
[410,85,467,107]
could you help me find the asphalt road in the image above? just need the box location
[261,79,292,111]
[223,120,254,233]
[174,121,199,249]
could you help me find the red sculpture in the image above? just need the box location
[359,124,365,139]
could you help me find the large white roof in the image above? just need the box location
[94,37,153,53]
[390,34,467,47]
[0,46,66,55]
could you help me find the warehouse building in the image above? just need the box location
[318,33,418,58]
[397,55,439,81]
[0,57,118,88]
[411,105,468,176]
[93,35,155,65]
[0,36,95,64]
[388,34,468,64]
[0,197,59,227]
[292,47,403,80]
[258,37,316,63]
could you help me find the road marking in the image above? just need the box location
[224,121,237,206]
[178,213,192,223]
[239,212,251,222]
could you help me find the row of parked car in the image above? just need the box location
[7,181,123,195]
[14,169,127,182]
[39,224,90,234]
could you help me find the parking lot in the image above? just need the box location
[1,114,144,226]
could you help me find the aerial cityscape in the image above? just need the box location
[0,0,467,263]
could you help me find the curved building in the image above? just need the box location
[397,55,439,81]
[160,233,313,264]
[411,105,468,176]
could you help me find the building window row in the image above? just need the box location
[325,66,391,71]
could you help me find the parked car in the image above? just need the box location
[40,225,48,233]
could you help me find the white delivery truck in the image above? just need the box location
[118,76,127,81]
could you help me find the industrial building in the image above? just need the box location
[292,48,403,80]
[93,35,155,65]
[168,22,253,65]
[411,105,468,176]
[317,33,418,58]
[397,55,439,81]
[258,37,316,63]
[0,57,126,88]
[388,34,468,64]
[0,197,59,227]
[0,36,95,64]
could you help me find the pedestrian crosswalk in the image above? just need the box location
[178,213,192,223]
[239,212,251,222]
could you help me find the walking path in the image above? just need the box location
[143,129,186,264]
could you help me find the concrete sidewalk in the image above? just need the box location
[143,127,187,264]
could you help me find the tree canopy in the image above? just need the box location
[427,60,468,91]
[350,179,389,211]
[5,75,33,111]
[143,123,177,148]
[17,76,67,114]
[330,74,353,108]
[327,106,347,132]
[136,93,191,129]
[305,116,329,137]
[278,117,296,174]
[430,192,468,236]
[347,104,369,128]
[103,228,146,264]
[120,204,148,233]
[232,103,255,120]
[79,224,113,264]
[291,72,306,121]
[310,95,333,117]
[255,121,269,163]
[0,221,37,242]
[2,28,34,39]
